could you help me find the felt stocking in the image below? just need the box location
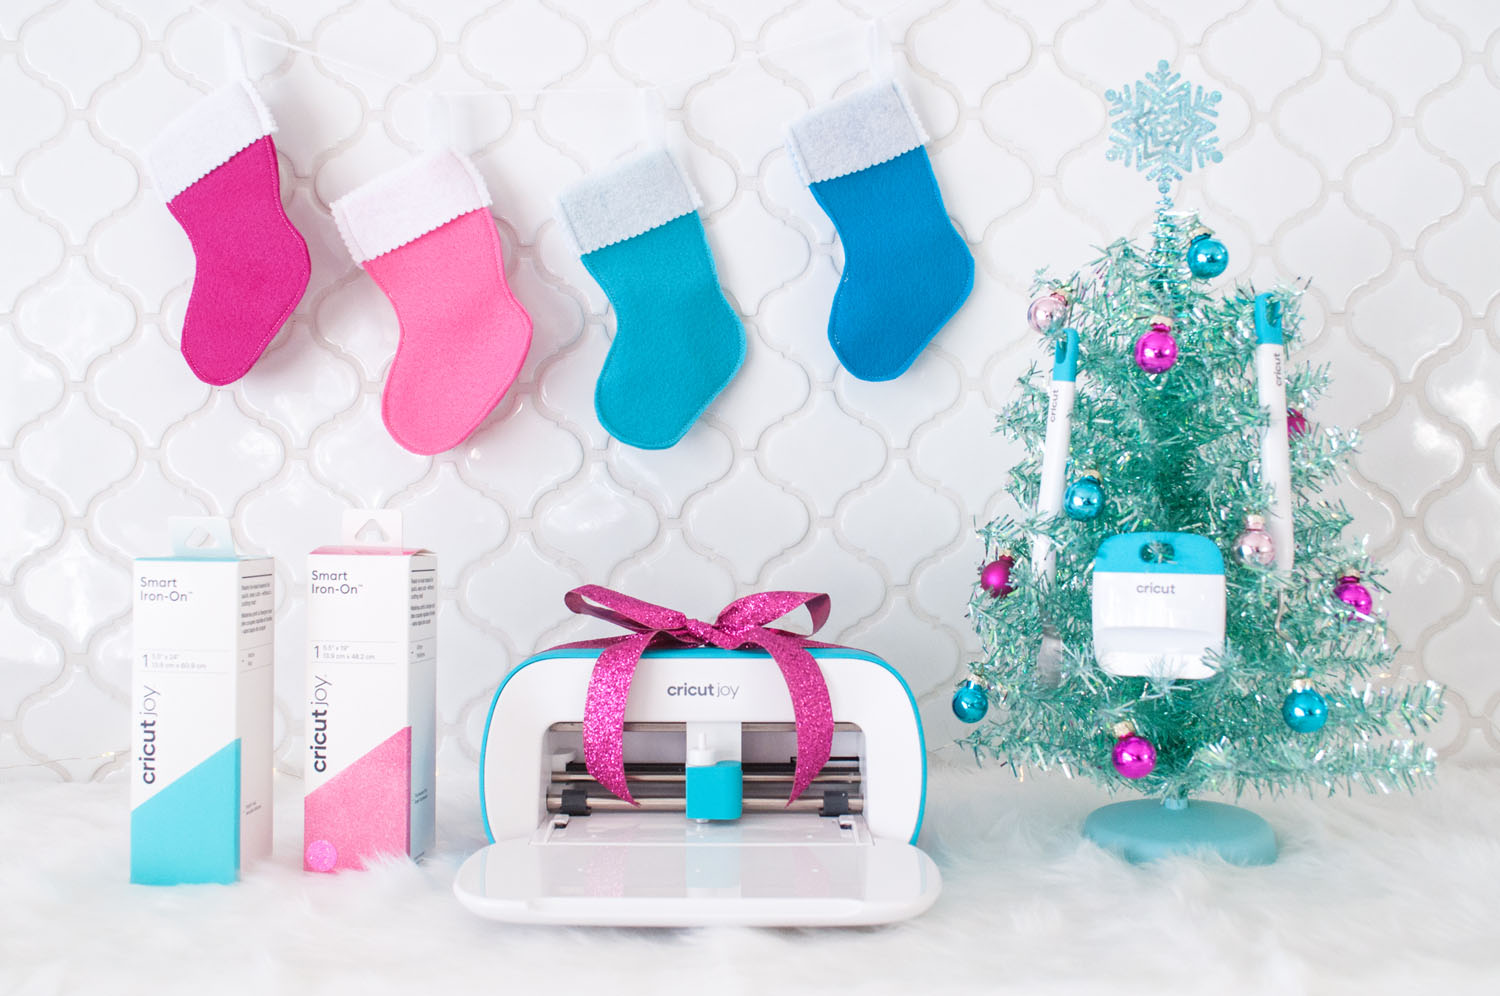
[786,81,974,381]
[558,149,745,450]
[149,79,310,386]
[332,150,532,455]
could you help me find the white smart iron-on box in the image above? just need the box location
[454,647,940,927]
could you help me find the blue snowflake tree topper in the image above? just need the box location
[1106,60,1223,200]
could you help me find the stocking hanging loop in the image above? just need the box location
[426,92,454,154]
[639,87,668,147]
[866,20,894,79]
[223,25,249,82]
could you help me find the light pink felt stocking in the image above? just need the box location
[332,150,532,455]
[149,79,310,386]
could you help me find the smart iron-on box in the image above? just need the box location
[454,645,940,926]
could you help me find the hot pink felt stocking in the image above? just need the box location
[149,79,310,386]
[332,150,532,455]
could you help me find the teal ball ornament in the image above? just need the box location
[1187,231,1229,278]
[1064,472,1104,520]
[952,679,989,723]
[1283,683,1328,733]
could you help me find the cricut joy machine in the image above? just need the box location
[453,646,941,926]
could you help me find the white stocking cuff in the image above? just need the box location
[785,80,928,186]
[557,148,702,255]
[331,149,494,264]
[148,79,277,201]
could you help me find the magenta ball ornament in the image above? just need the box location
[979,555,1016,598]
[1112,734,1157,779]
[1027,292,1069,333]
[1288,407,1309,438]
[1334,573,1373,619]
[1134,328,1178,374]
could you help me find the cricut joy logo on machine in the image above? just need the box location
[665,681,740,700]
[138,685,160,785]
[309,676,331,773]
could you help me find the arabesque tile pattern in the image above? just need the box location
[3,0,1498,781]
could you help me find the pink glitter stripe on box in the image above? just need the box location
[304,726,411,873]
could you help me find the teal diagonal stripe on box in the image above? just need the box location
[130,739,241,885]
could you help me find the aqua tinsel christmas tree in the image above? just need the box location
[957,62,1444,862]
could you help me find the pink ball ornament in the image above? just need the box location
[1027,291,1069,333]
[1287,407,1309,438]
[1334,573,1373,619]
[1133,319,1178,374]
[1112,734,1157,779]
[979,555,1016,598]
[1234,514,1276,567]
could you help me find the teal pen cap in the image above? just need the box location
[1254,292,1282,346]
[1052,328,1079,382]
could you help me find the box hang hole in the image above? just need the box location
[1141,540,1176,564]
[342,509,403,547]
[168,516,237,559]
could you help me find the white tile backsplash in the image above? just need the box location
[3,0,1499,781]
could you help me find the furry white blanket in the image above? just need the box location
[4,762,1498,995]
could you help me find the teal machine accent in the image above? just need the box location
[685,761,744,821]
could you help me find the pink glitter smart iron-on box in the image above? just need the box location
[303,511,437,874]
[453,587,940,927]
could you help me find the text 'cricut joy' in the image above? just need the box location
[666,682,739,700]
[138,685,159,784]
[309,676,331,773]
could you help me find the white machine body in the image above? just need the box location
[454,647,940,927]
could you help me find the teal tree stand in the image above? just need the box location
[1083,798,1278,866]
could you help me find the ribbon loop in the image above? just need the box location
[559,586,837,810]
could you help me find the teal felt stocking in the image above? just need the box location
[559,150,745,450]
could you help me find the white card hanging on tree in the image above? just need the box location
[1091,532,1226,680]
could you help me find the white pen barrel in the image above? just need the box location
[1256,344,1294,571]
[1034,379,1075,583]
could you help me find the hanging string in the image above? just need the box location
[1,750,121,774]
[187,0,923,99]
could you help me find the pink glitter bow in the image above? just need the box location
[558,585,837,808]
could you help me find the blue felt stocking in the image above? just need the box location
[787,81,974,381]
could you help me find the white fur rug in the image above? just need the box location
[4,761,1499,996]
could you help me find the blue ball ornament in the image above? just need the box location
[1064,473,1104,520]
[952,679,989,723]
[1187,233,1229,279]
[1283,685,1328,733]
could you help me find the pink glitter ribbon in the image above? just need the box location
[558,585,837,808]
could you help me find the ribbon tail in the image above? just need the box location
[582,631,657,807]
[757,634,834,805]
